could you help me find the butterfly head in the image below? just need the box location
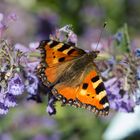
[89,50,100,59]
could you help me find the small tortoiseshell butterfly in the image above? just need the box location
[37,39,109,116]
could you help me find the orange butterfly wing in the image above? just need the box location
[37,40,86,87]
[52,69,109,116]
[37,39,109,115]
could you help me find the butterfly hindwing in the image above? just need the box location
[52,69,109,116]
[37,40,86,87]
[77,70,109,115]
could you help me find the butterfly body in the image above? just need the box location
[56,52,99,86]
[37,39,109,115]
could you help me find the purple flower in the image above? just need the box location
[0,82,11,115]
[134,88,140,105]
[0,102,9,115]
[101,68,111,79]
[135,48,140,57]
[136,67,140,80]
[114,32,123,43]
[67,32,78,46]
[108,56,116,66]
[24,72,43,103]
[117,95,135,113]
[25,73,38,95]
[26,62,40,72]
[105,78,135,113]
[8,73,24,96]
[58,25,78,45]
[4,93,17,107]
[46,94,57,115]
[59,25,73,33]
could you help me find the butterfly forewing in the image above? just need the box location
[37,40,86,87]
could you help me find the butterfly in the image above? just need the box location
[37,39,109,116]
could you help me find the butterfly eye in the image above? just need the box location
[91,51,100,58]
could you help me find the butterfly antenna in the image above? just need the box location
[95,22,107,51]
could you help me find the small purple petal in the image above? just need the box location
[136,67,140,80]
[108,56,116,66]
[109,100,118,110]
[135,48,140,57]
[0,102,9,115]
[107,90,116,100]
[0,97,4,104]
[46,95,57,115]
[109,92,135,113]
[59,25,72,33]
[46,105,56,115]
[67,32,78,45]
[114,32,123,43]
[108,84,121,99]
[8,74,24,96]
[104,77,117,89]
[25,73,38,95]
[105,77,135,113]
[5,93,17,107]
[119,98,135,113]
[134,89,140,105]
[101,68,110,79]
[26,62,39,72]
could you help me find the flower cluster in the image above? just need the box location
[0,13,41,115]
[0,40,24,114]
[0,11,140,116]
[99,25,140,113]
[0,40,42,115]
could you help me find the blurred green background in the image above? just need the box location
[0,0,140,140]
